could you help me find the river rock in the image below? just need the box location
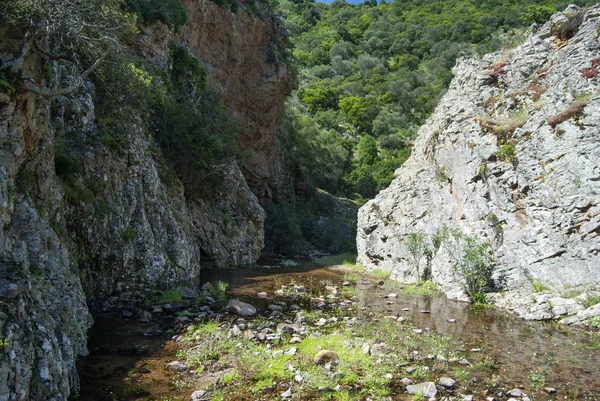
[314,350,339,365]
[277,323,303,333]
[227,300,257,316]
[406,382,437,398]
[281,388,292,398]
[166,361,187,372]
[362,343,371,354]
[508,389,524,397]
[399,377,413,386]
[257,292,268,298]
[190,390,207,400]
[543,387,557,394]
[181,287,199,299]
[371,342,388,356]
[438,377,456,388]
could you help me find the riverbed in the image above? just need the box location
[75,261,600,400]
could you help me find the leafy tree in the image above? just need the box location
[405,231,429,282]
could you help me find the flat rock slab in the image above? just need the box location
[406,382,437,398]
[227,300,257,316]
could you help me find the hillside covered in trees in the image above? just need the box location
[277,0,597,200]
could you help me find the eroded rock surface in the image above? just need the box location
[357,6,600,323]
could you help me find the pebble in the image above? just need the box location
[284,347,297,356]
[543,387,556,394]
[387,293,398,298]
[419,309,430,313]
[294,374,303,383]
[459,358,470,365]
[470,348,481,352]
[257,292,268,298]
[413,328,423,334]
[402,308,410,311]
[314,318,327,327]
[290,336,303,344]
[448,319,457,323]
[280,388,292,398]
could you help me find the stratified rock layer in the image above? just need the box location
[358,5,600,323]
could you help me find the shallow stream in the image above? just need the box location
[76,262,600,400]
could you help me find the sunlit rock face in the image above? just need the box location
[358,5,600,323]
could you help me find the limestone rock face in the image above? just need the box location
[0,2,289,398]
[357,6,600,323]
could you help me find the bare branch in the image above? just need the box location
[22,49,110,98]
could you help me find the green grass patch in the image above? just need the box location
[157,288,183,304]
[372,269,391,280]
[401,281,441,296]
[531,279,550,293]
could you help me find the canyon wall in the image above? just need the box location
[0,0,293,399]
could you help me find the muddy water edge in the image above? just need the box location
[75,262,600,401]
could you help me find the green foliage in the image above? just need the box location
[206,281,229,307]
[531,279,550,293]
[158,288,183,304]
[125,0,187,30]
[496,142,518,163]
[0,74,15,94]
[472,291,488,306]
[591,316,600,329]
[405,231,429,282]
[436,225,495,301]
[119,225,137,243]
[169,44,207,94]
[152,45,236,198]
[278,0,596,200]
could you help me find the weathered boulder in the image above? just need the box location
[357,5,600,321]
[314,350,340,365]
[227,300,258,317]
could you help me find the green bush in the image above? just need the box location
[437,225,495,302]
[125,0,187,30]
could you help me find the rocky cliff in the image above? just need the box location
[358,5,600,325]
[0,0,292,399]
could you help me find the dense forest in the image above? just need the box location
[277,0,596,201]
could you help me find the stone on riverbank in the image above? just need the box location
[227,300,257,316]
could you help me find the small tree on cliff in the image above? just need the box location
[405,231,429,283]
[436,225,494,303]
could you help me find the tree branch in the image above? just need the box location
[22,49,109,98]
